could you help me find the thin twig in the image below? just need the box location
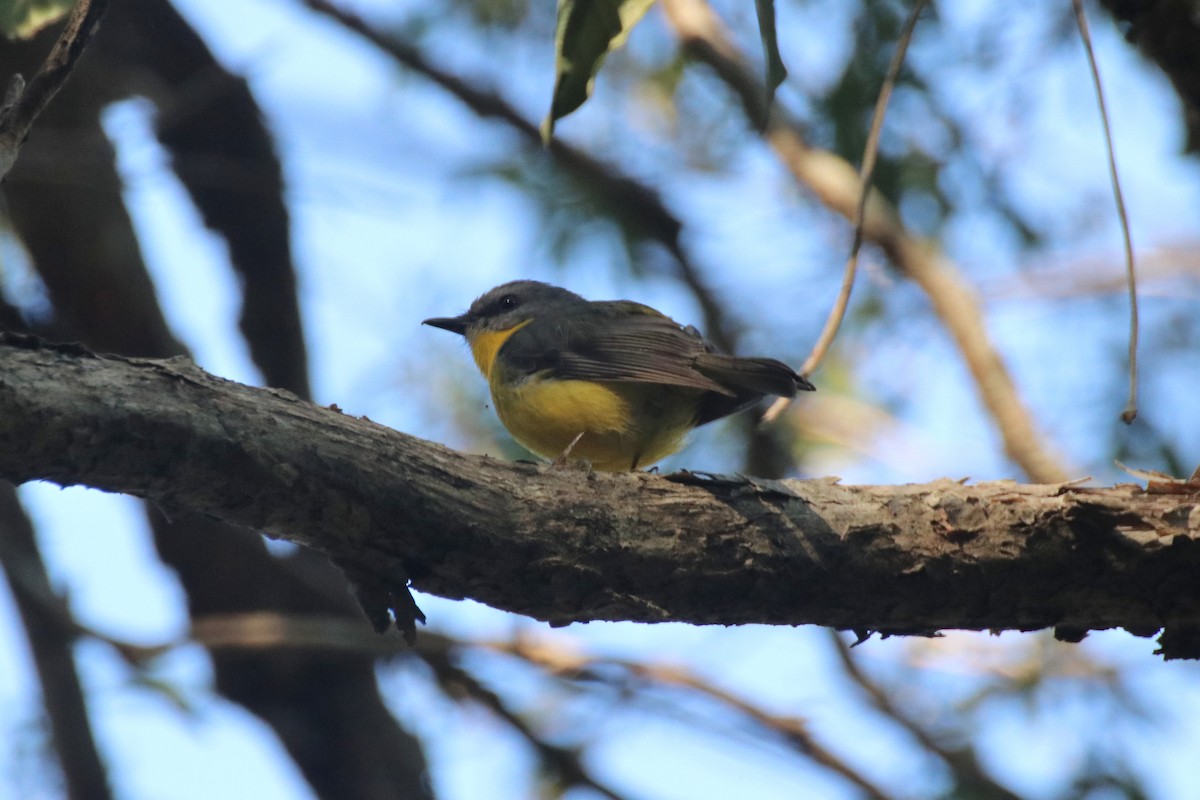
[805,0,928,378]
[1071,0,1139,424]
[663,0,1071,482]
[0,0,109,179]
[764,0,930,422]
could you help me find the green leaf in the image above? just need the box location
[754,0,787,109]
[0,0,77,40]
[541,0,656,143]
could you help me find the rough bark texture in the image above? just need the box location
[1,335,1198,656]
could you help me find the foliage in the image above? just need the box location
[0,0,75,39]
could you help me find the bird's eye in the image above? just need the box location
[498,294,519,310]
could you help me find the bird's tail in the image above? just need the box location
[694,353,814,398]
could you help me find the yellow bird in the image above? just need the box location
[424,280,814,471]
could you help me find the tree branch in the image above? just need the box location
[661,0,1071,484]
[828,631,1020,800]
[0,0,108,179]
[0,483,112,800]
[1099,0,1200,152]
[0,334,1197,656]
[485,633,898,800]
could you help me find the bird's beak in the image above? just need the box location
[422,314,470,335]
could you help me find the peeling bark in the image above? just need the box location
[1,334,1198,656]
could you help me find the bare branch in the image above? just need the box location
[985,244,1199,300]
[830,631,1021,800]
[661,0,1071,484]
[423,647,631,800]
[0,0,109,179]
[489,635,898,800]
[800,0,928,380]
[135,614,898,799]
[0,335,1197,656]
[1071,0,1139,424]
[765,0,929,423]
[0,483,112,800]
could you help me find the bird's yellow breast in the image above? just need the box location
[467,321,699,470]
[491,375,697,471]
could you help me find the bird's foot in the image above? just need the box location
[551,432,586,467]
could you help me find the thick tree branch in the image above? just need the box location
[1,335,1198,656]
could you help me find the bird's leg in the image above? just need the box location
[552,431,587,467]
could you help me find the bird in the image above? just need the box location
[423,280,814,471]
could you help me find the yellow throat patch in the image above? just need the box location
[467,319,533,379]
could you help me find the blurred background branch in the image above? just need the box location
[662,0,1070,484]
[0,0,108,179]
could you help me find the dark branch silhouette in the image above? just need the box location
[1,335,1197,658]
